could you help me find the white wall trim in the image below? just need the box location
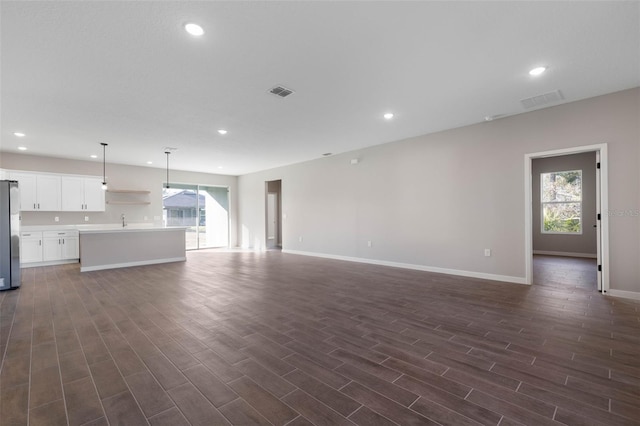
[283,249,528,285]
[21,259,79,269]
[80,257,186,272]
[533,250,597,259]
[607,289,640,301]
[524,143,609,292]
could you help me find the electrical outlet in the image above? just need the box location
[84,216,89,222]
[367,240,372,247]
[54,216,59,222]
[298,236,303,242]
[144,216,148,221]
[484,249,491,257]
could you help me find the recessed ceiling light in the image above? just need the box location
[383,113,394,120]
[18,146,27,151]
[529,66,547,76]
[185,23,204,36]
[147,161,153,165]
[217,166,223,169]
[90,154,98,159]
[13,132,25,137]
[217,129,228,135]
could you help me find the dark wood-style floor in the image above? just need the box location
[1,252,639,426]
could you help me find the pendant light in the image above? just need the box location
[165,151,171,189]
[100,142,108,190]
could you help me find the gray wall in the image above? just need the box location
[532,152,597,256]
[238,88,640,293]
[0,153,239,247]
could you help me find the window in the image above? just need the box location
[541,170,582,234]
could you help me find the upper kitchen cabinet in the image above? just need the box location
[11,172,61,211]
[61,176,105,211]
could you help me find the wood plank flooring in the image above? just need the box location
[1,252,639,425]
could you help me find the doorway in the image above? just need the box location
[162,184,230,250]
[525,144,609,293]
[265,180,282,249]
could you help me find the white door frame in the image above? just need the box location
[524,143,609,292]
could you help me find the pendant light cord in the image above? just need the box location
[165,151,171,188]
[100,142,108,188]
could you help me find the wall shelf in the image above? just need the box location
[106,201,151,205]
[106,189,151,206]
[106,189,151,194]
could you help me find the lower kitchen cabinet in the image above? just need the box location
[20,232,43,263]
[43,231,79,261]
[21,229,79,267]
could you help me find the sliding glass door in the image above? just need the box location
[162,184,229,250]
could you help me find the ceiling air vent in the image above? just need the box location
[520,90,564,109]
[269,85,295,98]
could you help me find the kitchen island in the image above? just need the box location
[78,224,187,272]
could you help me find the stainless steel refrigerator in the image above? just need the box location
[0,180,20,290]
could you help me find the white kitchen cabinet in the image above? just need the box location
[83,178,105,211]
[62,235,79,259]
[43,230,79,261]
[12,172,36,210]
[61,176,105,211]
[20,231,43,264]
[11,172,61,211]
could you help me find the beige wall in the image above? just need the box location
[532,152,597,256]
[238,88,640,293]
[0,153,239,247]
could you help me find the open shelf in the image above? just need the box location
[106,201,151,205]
[106,189,151,206]
[106,189,151,194]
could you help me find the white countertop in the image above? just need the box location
[21,224,79,231]
[22,223,188,233]
[78,224,187,234]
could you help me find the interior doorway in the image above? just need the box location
[531,152,598,289]
[265,180,282,249]
[525,144,609,293]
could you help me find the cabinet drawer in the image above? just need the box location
[21,231,43,239]
[43,230,79,238]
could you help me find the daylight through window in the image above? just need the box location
[541,170,582,234]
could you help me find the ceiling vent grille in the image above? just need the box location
[269,85,295,98]
[520,90,564,109]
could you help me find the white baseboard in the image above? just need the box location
[282,249,528,285]
[21,259,79,268]
[533,250,597,259]
[607,289,640,301]
[80,257,186,272]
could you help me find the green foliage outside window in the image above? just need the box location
[541,170,582,234]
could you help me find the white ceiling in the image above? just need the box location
[1,1,639,176]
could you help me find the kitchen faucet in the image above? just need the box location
[121,213,126,228]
